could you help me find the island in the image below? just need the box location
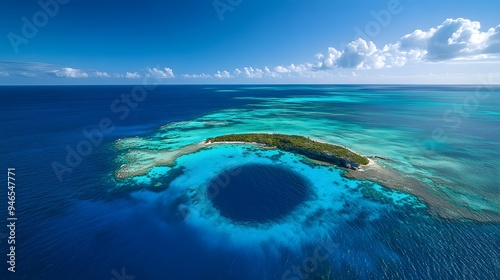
[206,133,369,169]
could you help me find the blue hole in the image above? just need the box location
[208,164,311,224]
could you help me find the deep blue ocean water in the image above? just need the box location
[0,85,499,280]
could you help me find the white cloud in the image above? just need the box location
[264,66,280,78]
[287,63,311,75]
[315,39,409,70]
[400,18,497,61]
[146,67,175,79]
[0,61,116,79]
[0,61,53,76]
[94,71,110,78]
[237,67,264,78]
[214,70,232,78]
[1,18,497,84]
[337,39,380,68]
[215,67,282,79]
[485,25,500,53]
[274,65,290,73]
[126,72,141,78]
[314,18,500,71]
[114,72,141,78]
[51,67,89,78]
[181,73,212,78]
[19,72,37,78]
[216,63,330,80]
[272,63,314,77]
[399,29,433,52]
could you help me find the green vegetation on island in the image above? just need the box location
[206,133,369,169]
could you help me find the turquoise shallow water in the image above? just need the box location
[115,85,499,222]
[109,85,499,278]
[125,144,427,278]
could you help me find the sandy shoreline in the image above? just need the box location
[116,138,371,179]
[114,138,499,222]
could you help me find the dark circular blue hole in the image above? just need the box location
[207,164,311,223]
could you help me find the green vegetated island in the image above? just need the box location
[206,133,369,169]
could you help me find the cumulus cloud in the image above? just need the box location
[126,72,141,78]
[484,25,500,53]
[315,39,405,70]
[288,63,315,75]
[274,65,290,74]
[237,67,265,78]
[51,67,89,78]
[146,67,175,79]
[216,63,332,80]
[214,70,232,78]
[181,73,212,78]
[336,39,380,68]
[402,18,496,61]
[114,72,141,78]
[263,66,281,78]
[1,18,497,83]
[94,71,110,78]
[213,67,282,79]
[313,18,500,70]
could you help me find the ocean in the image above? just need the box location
[0,85,499,279]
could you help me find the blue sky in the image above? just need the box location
[1,0,499,84]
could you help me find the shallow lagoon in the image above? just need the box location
[123,143,427,279]
[109,85,499,278]
[115,85,499,222]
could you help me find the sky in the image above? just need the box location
[0,0,499,84]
